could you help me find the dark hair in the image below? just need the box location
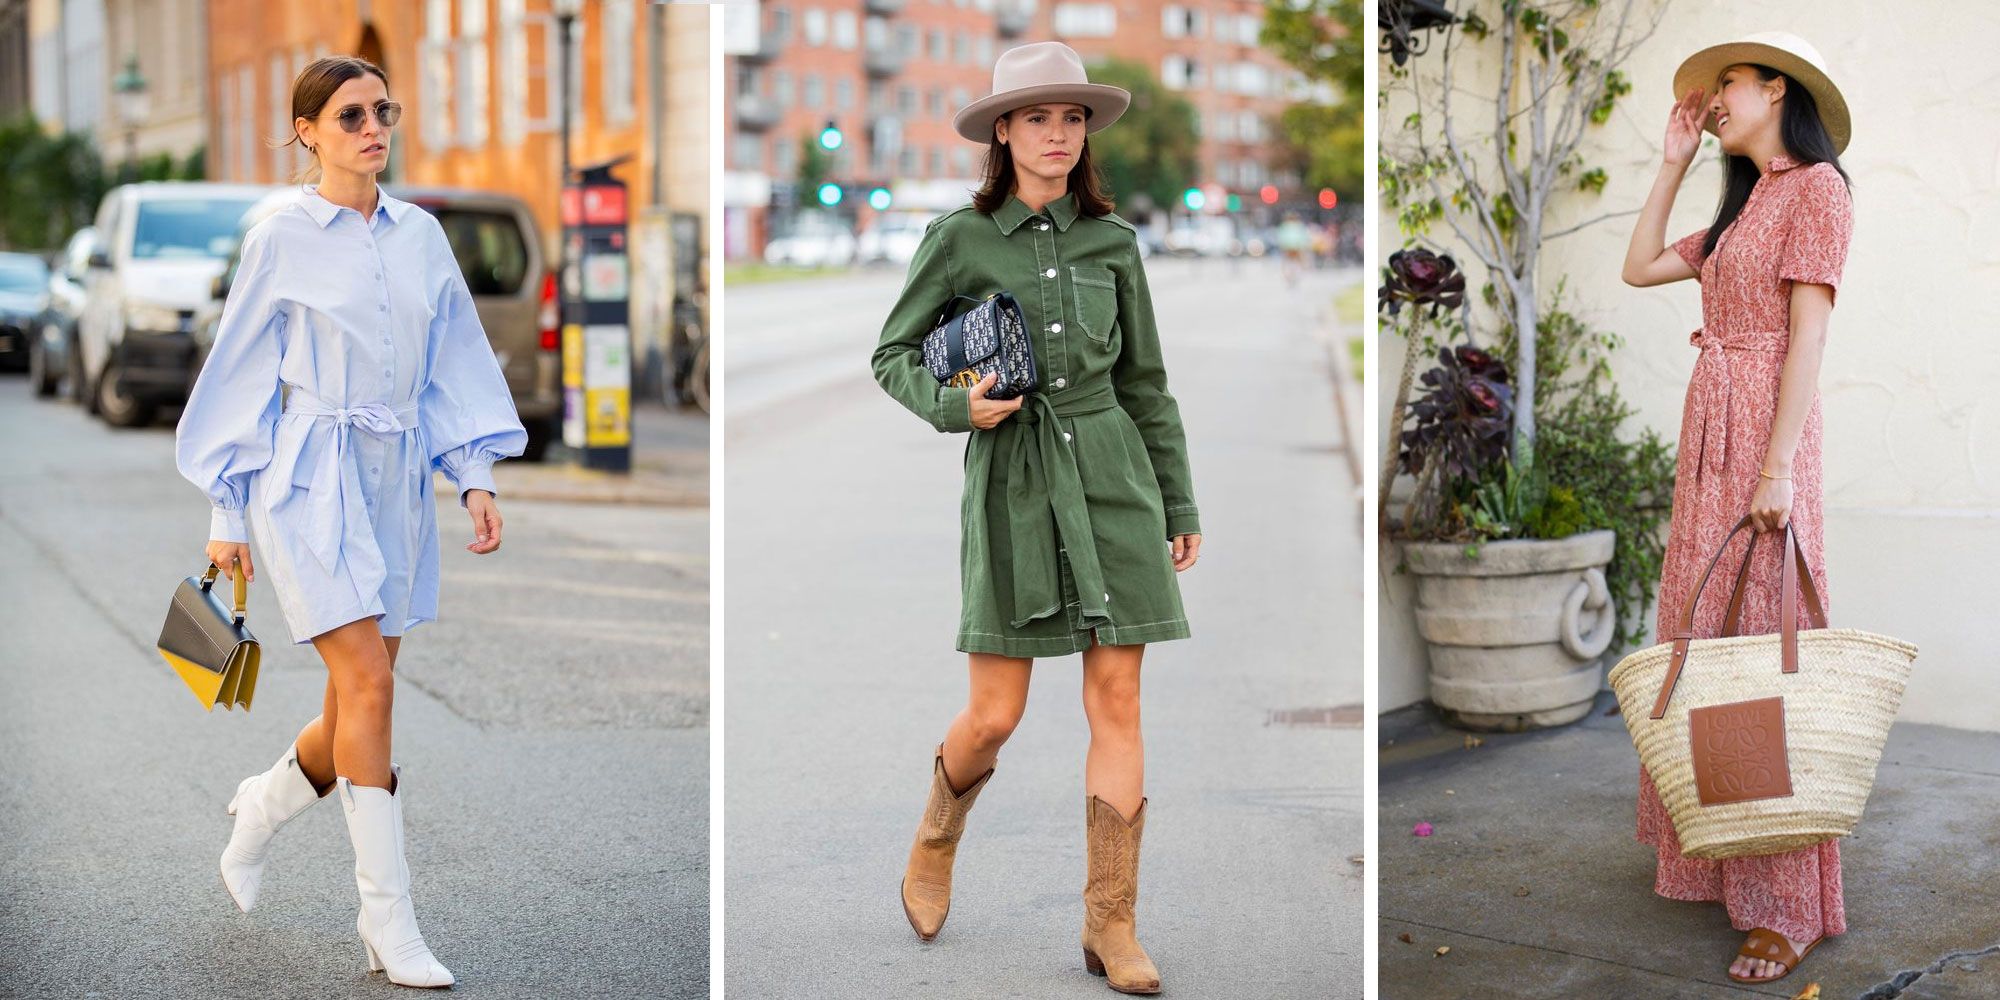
[277,56,390,182]
[970,108,1115,216]
[1702,64,1849,258]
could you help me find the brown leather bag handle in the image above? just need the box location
[1647,516,1828,719]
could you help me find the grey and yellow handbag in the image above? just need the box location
[921,292,1037,400]
[157,563,261,711]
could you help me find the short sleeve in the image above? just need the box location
[1779,164,1853,300]
[1671,228,1710,277]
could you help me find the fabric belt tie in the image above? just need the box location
[284,389,420,574]
[1000,381,1121,629]
[1687,328,1787,520]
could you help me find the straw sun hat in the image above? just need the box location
[951,41,1131,143]
[1671,31,1850,154]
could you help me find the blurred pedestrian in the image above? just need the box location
[175,55,524,989]
[872,40,1202,996]
[1276,212,1309,287]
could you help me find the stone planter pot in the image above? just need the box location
[1403,529,1618,731]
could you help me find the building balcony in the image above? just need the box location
[864,45,905,78]
[996,3,1032,37]
[865,0,906,14]
[739,29,787,63]
[736,94,781,131]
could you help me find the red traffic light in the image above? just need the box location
[1317,188,1337,210]
[1258,184,1279,205]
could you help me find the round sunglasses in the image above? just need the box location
[314,100,403,133]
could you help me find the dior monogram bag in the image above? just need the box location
[921,292,1037,400]
[1607,515,1917,859]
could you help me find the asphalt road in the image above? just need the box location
[0,381,710,998]
[722,256,1365,997]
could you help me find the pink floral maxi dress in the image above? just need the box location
[1637,155,1854,943]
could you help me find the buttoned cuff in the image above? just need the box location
[1165,505,1201,540]
[456,461,498,508]
[210,506,249,543]
[934,385,975,433]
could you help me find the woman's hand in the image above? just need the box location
[1664,87,1707,167]
[205,540,254,582]
[1171,533,1202,572]
[967,372,1025,430]
[465,490,503,553]
[1749,476,1793,533]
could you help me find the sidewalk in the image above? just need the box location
[1379,694,2000,999]
[467,400,709,506]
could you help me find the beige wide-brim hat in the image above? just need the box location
[952,41,1131,143]
[1671,31,1850,154]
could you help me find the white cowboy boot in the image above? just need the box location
[220,743,328,912]
[339,767,454,988]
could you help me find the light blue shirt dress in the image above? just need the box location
[175,185,527,645]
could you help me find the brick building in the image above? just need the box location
[722,0,1326,259]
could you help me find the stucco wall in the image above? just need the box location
[1378,0,2000,730]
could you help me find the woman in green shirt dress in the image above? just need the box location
[872,42,1201,995]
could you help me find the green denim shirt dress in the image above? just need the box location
[872,192,1200,657]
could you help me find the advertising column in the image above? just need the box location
[560,158,634,472]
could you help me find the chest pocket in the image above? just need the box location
[1069,266,1119,346]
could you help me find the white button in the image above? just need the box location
[1063,431,1073,442]
[1043,268,1056,278]
[1054,377,1067,389]
[1103,592,1111,602]
[1050,322,1063,333]
[1038,222,1050,231]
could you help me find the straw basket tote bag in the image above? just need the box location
[1607,515,1917,860]
[156,562,261,711]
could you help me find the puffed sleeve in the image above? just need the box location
[871,217,974,433]
[1671,227,1710,278]
[1111,237,1200,540]
[175,225,285,543]
[1779,164,1853,301]
[419,224,527,506]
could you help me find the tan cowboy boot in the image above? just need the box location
[900,743,993,941]
[1081,795,1160,995]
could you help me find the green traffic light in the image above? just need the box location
[819,124,843,151]
[868,187,892,211]
[1182,188,1205,211]
[818,183,843,206]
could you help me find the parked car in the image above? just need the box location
[198,184,562,460]
[763,211,857,268]
[0,252,52,374]
[29,227,96,398]
[855,211,937,267]
[78,182,271,426]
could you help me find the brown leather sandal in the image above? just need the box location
[1727,928,1823,984]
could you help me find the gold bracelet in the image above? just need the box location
[1759,469,1791,481]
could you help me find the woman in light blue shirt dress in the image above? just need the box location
[174,56,521,988]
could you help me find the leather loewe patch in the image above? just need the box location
[1688,697,1793,806]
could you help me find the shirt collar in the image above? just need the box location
[299,184,413,228]
[1766,154,1800,174]
[992,192,1080,235]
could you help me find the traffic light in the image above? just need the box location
[1318,188,1338,210]
[818,182,843,206]
[1182,187,1205,211]
[868,187,893,211]
[819,121,844,151]
[1259,185,1280,205]
[1226,194,1242,213]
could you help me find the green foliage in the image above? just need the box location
[1589,70,1632,125]
[795,131,832,191]
[1084,58,1201,213]
[0,115,109,251]
[1258,0,1362,199]
[1491,285,1677,654]
[1577,166,1608,193]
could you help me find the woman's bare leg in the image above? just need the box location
[308,618,397,789]
[1080,639,1146,818]
[938,652,1032,791]
[294,635,400,790]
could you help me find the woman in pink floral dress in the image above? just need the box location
[1620,33,1854,985]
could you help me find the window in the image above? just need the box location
[951,147,972,176]
[895,24,917,56]
[899,147,918,175]
[422,0,453,148]
[458,0,490,146]
[427,208,530,295]
[773,70,793,109]
[928,28,946,61]
[896,85,916,115]
[803,73,823,110]
[603,0,636,126]
[769,6,792,42]
[1162,55,1199,90]
[976,36,993,66]
[1162,5,1199,38]
[733,132,764,170]
[867,80,887,114]
[775,138,798,178]
[1052,3,1115,37]
[952,30,968,64]
[498,0,527,145]
[834,77,853,111]
[803,8,827,45]
[925,88,942,117]
[832,10,858,49]
[927,147,942,177]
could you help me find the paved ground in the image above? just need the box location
[1379,695,2000,999]
[722,256,1366,997]
[0,380,710,998]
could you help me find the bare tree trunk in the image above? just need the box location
[1379,315,1427,531]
